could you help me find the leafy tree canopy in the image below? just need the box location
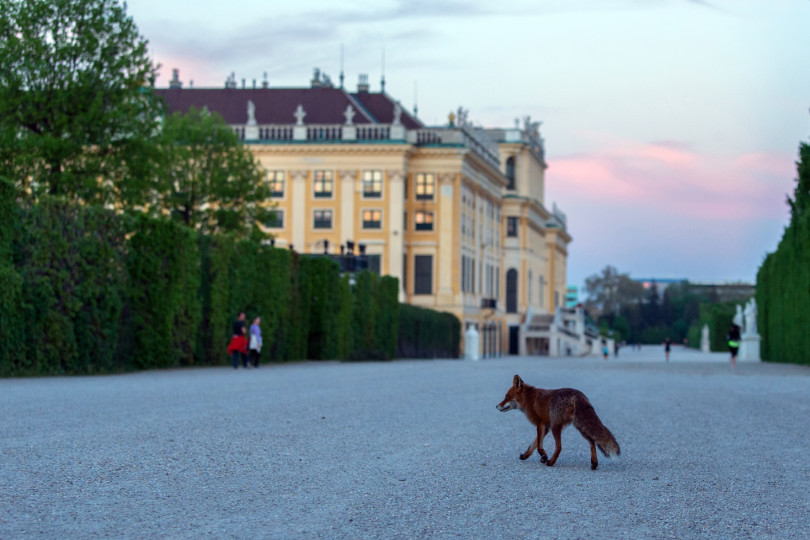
[583,265,644,318]
[0,0,160,203]
[148,107,273,238]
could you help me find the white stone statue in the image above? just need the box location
[700,324,710,353]
[744,299,757,336]
[247,100,256,126]
[392,102,402,126]
[733,304,743,329]
[294,104,306,126]
[344,105,355,126]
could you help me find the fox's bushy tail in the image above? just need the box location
[573,399,620,457]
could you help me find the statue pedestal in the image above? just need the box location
[740,334,761,362]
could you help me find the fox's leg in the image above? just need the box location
[520,437,538,460]
[588,439,598,470]
[536,424,549,463]
[546,425,563,467]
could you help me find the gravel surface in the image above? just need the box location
[2,346,809,539]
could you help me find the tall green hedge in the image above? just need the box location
[756,142,810,365]
[124,216,200,369]
[1,198,444,375]
[756,211,810,364]
[397,304,460,358]
[14,199,127,375]
[0,178,25,376]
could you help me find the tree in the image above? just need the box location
[583,265,644,318]
[148,107,273,237]
[0,0,161,204]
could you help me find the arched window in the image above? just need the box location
[506,268,518,313]
[505,156,516,190]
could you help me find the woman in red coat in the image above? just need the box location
[228,312,248,368]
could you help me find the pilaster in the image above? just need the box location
[290,170,307,251]
[437,173,455,301]
[387,170,405,301]
[339,170,356,247]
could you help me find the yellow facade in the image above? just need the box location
[156,81,571,356]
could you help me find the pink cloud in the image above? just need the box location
[548,139,795,222]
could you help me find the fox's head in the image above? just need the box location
[496,374,525,412]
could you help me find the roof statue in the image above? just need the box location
[392,102,402,126]
[247,100,256,126]
[294,104,306,126]
[344,105,355,126]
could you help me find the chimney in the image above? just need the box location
[357,74,369,93]
[252,79,256,89]
[262,72,269,89]
[169,68,182,89]
[241,78,246,89]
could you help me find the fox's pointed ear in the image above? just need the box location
[513,375,523,389]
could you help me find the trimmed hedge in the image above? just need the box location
[0,178,24,376]
[124,216,201,369]
[397,304,460,359]
[756,142,810,365]
[2,197,450,374]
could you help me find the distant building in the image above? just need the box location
[634,278,754,303]
[155,68,573,356]
[566,286,579,308]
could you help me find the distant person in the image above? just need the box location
[602,341,609,361]
[664,338,672,362]
[727,324,741,369]
[228,312,248,369]
[614,342,619,358]
[248,316,263,368]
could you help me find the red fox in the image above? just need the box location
[496,375,620,470]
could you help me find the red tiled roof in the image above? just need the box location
[154,87,423,128]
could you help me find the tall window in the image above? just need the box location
[506,269,518,313]
[313,170,333,198]
[415,173,435,200]
[313,209,333,229]
[267,170,285,198]
[265,209,283,229]
[414,255,433,295]
[507,217,518,237]
[362,209,382,229]
[506,156,516,190]
[415,210,434,231]
[362,170,383,198]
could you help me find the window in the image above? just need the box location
[313,170,333,198]
[415,173,435,200]
[265,209,283,229]
[506,156,516,190]
[362,170,383,198]
[313,209,333,229]
[506,269,518,313]
[267,170,285,198]
[415,210,434,231]
[362,209,382,229]
[366,254,381,275]
[414,255,433,295]
[507,217,518,237]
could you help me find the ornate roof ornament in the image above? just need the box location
[294,104,306,126]
[344,105,355,126]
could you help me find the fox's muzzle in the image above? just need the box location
[497,400,518,412]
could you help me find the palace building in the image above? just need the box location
[156,69,574,357]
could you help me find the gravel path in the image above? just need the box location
[2,346,809,539]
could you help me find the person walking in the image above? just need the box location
[228,312,248,368]
[248,316,263,368]
[727,324,741,369]
[664,338,672,362]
